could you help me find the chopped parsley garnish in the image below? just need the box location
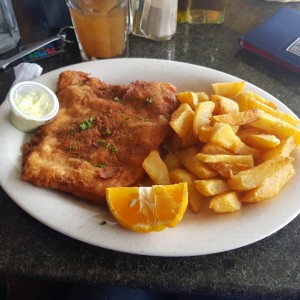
[98,139,106,146]
[146,94,155,105]
[79,117,95,131]
[103,127,111,137]
[109,145,118,155]
[97,138,118,155]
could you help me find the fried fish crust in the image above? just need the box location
[22,71,179,204]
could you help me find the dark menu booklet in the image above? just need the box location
[240,7,300,73]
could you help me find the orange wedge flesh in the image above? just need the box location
[106,183,188,232]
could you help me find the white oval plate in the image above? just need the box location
[0,58,299,257]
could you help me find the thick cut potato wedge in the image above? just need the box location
[241,162,295,202]
[210,95,239,114]
[209,123,238,149]
[193,101,215,137]
[237,91,299,126]
[181,131,199,148]
[196,92,210,102]
[212,81,246,98]
[242,133,280,150]
[194,179,230,196]
[252,91,277,109]
[169,168,207,213]
[163,151,181,172]
[250,109,300,144]
[196,153,254,167]
[198,125,213,143]
[209,191,242,213]
[210,109,259,126]
[176,146,217,179]
[170,103,194,138]
[209,162,251,179]
[261,136,297,162]
[209,123,262,158]
[227,157,293,191]
[200,142,232,155]
[237,91,277,110]
[142,150,171,185]
[176,91,198,109]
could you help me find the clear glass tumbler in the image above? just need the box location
[0,0,20,54]
[65,0,129,60]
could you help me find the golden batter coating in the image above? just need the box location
[22,71,179,204]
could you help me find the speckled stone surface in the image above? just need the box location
[0,0,300,299]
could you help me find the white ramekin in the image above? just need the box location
[8,81,59,132]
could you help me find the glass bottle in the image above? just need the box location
[0,0,20,54]
[177,0,189,23]
[187,0,226,24]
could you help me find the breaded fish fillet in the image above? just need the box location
[22,71,179,204]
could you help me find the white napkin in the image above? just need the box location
[12,62,43,85]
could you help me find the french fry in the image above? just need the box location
[227,157,293,191]
[181,131,199,148]
[198,125,213,143]
[169,168,207,213]
[163,151,181,172]
[210,109,259,126]
[169,103,194,138]
[142,150,171,185]
[196,153,254,167]
[241,162,295,202]
[212,81,246,98]
[209,191,242,213]
[242,133,280,150]
[236,91,277,110]
[210,95,239,114]
[196,92,210,102]
[209,123,238,149]
[261,136,297,162]
[209,123,262,158]
[209,162,251,179]
[237,127,263,141]
[237,91,299,126]
[194,178,230,196]
[250,109,300,144]
[176,146,218,179]
[176,91,198,109]
[252,91,277,109]
[200,142,232,155]
[193,101,215,137]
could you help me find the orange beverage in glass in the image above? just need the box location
[66,0,128,59]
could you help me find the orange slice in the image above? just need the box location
[106,183,188,232]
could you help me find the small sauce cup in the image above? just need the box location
[8,81,59,132]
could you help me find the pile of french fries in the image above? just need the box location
[142,81,300,214]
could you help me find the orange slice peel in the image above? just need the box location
[106,183,188,233]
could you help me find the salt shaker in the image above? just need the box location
[139,0,178,41]
[0,0,20,54]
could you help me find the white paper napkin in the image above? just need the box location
[13,62,43,85]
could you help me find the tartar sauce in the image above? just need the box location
[14,91,53,118]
